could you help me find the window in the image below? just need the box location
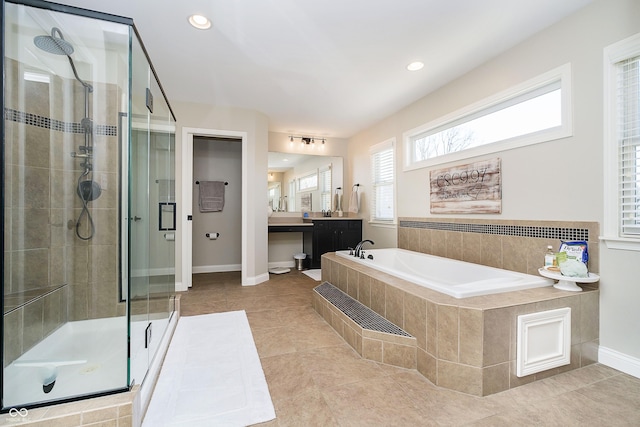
[603,33,640,251]
[297,171,318,192]
[370,138,395,223]
[268,184,280,210]
[319,166,332,211]
[404,64,572,170]
[288,180,296,212]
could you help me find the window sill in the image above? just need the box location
[599,235,640,252]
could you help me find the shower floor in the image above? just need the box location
[3,317,128,408]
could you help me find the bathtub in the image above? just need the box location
[336,248,552,298]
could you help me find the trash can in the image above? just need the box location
[294,253,307,271]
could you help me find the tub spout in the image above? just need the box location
[354,240,374,258]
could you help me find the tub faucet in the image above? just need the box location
[354,240,374,258]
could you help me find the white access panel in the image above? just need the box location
[516,307,571,377]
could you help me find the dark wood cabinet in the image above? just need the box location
[311,219,362,268]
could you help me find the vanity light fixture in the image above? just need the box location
[407,61,424,71]
[188,14,212,30]
[289,135,326,145]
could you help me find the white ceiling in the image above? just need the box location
[53,0,593,138]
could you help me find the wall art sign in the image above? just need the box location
[429,158,502,214]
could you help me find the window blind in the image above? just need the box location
[319,166,332,211]
[371,143,394,221]
[618,56,640,236]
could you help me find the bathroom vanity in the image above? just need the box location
[268,216,362,268]
[310,218,362,268]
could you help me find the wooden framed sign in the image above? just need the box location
[429,158,502,214]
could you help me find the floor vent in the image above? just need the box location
[314,282,411,337]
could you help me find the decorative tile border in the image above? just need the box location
[399,220,590,241]
[4,108,117,136]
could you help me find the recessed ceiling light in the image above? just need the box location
[407,61,424,71]
[188,14,211,30]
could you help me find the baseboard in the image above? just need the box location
[175,281,188,292]
[192,264,242,274]
[243,272,270,286]
[268,261,296,269]
[131,268,176,277]
[599,346,640,379]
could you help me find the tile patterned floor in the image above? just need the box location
[179,271,640,426]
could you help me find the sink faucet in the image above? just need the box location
[354,239,374,258]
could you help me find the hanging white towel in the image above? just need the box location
[348,187,359,214]
[333,192,343,212]
[199,181,225,212]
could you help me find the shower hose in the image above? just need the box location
[75,171,96,241]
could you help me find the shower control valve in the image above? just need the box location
[79,161,92,171]
[77,145,93,154]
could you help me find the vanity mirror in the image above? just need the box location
[268,152,343,213]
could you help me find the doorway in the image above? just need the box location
[179,127,249,290]
[192,137,242,273]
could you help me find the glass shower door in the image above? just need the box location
[128,30,176,388]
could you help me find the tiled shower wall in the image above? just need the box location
[397,218,600,275]
[3,58,123,366]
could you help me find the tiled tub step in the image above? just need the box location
[313,282,417,369]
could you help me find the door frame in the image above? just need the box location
[179,127,248,290]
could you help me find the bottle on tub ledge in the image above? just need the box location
[544,245,557,267]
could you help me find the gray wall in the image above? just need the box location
[192,137,243,271]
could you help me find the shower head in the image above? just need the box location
[34,27,93,92]
[34,27,74,56]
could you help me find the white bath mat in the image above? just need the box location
[142,311,275,427]
[302,269,322,281]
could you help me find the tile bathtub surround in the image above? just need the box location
[321,252,599,397]
[398,218,600,275]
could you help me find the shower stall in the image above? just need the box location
[2,0,176,411]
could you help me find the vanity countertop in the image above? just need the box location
[268,222,313,227]
[302,216,362,222]
[268,217,309,226]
